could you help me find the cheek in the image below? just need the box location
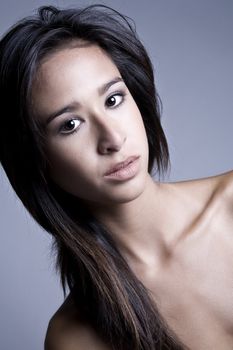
[126,100,147,135]
[130,109,148,148]
[47,152,97,197]
[46,141,90,183]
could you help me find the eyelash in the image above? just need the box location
[59,118,82,135]
[59,91,126,136]
[105,91,126,109]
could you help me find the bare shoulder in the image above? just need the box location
[186,169,233,214]
[172,169,233,201]
[215,169,233,213]
[217,169,233,195]
[200,169,233,206]
[44,294,111,350]
[166,169,233,226]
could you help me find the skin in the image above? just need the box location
[31,44,233,350]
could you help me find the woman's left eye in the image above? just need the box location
[105,93,124,108]
[59,118,81,134]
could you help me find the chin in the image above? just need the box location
[103,176,148,205]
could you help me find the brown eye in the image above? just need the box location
[105,94,124,108]
[60,119,81,134]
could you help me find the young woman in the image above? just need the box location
[0,5,232,350]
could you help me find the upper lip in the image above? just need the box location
[104,156,139,176]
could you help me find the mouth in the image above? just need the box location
[104,155,140,180]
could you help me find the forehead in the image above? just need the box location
[35,44,119,87]
[31,44,121,119]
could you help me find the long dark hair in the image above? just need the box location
[0,5,185,349]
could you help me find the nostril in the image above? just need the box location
[95,117,126,153]
[98,135,126,155]
[98,143,119,155]
[106,144,121,153]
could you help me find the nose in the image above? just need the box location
[95,116,126,155]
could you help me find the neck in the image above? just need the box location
[90,175,175,271]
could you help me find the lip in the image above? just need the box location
[104,155,140,181]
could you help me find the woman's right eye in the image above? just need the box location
[59,119,81,135]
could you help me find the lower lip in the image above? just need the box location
[104,157,140,181]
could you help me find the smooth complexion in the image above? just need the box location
[32,44,150,207]
[32,44,233,350]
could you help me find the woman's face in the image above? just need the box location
[32,44,149,207]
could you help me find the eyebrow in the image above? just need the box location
[45,76,124,125]
[98,77,123,96]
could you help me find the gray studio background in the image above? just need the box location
[0,0,232,349]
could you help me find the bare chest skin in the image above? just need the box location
[139,181,233,350]
[46,173,233,350]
